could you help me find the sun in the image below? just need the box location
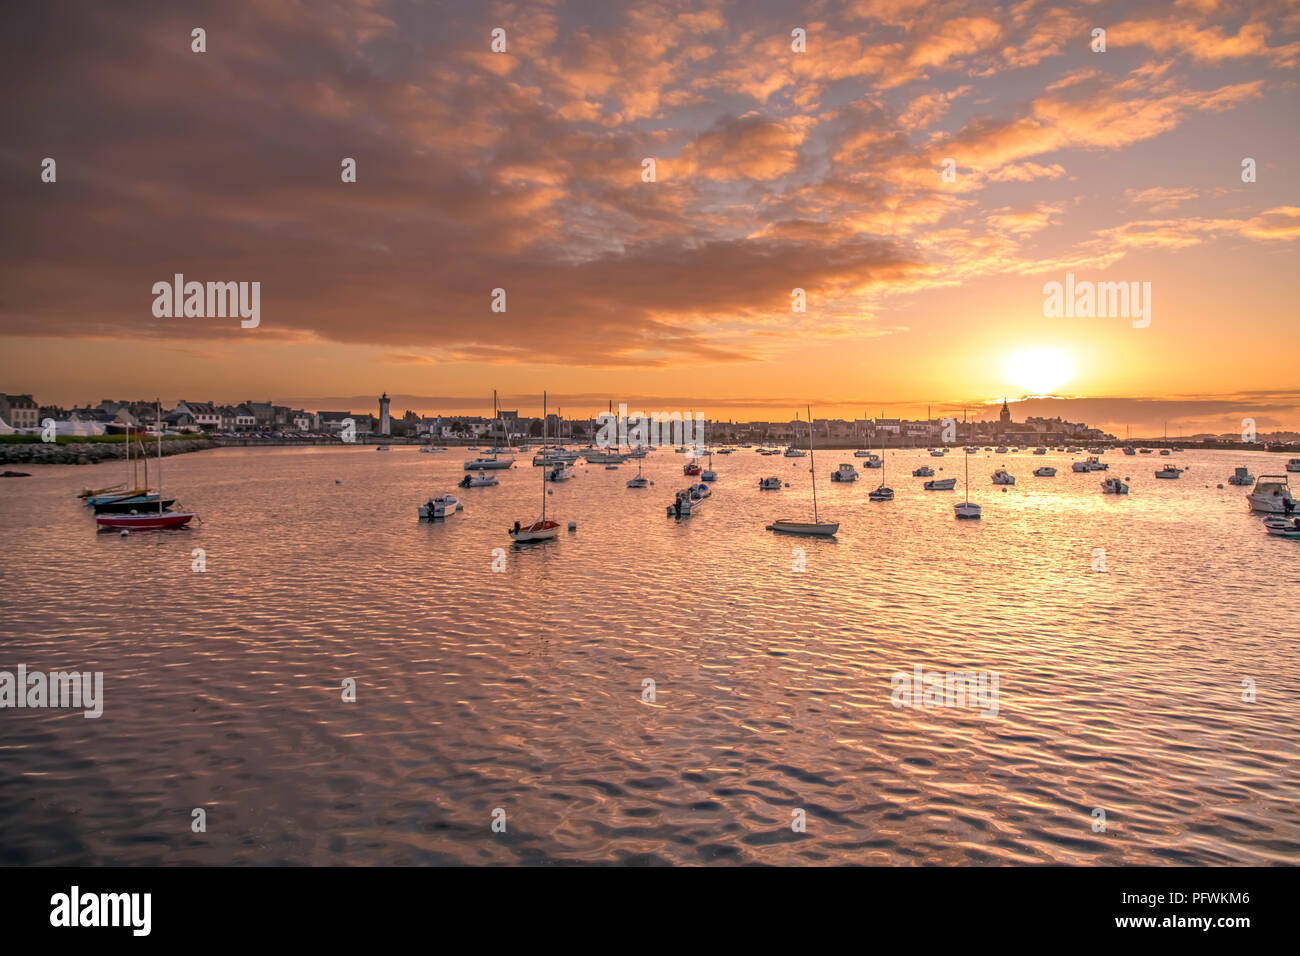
[1003,347,1075,396]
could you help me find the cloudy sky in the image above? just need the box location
[1,0,1297,434]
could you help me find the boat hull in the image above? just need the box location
[766,520,838,536]
[924,479,957,490]
[508,521,560,541]
[96,512,194,530]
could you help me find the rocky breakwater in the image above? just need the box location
[0,439,219,466]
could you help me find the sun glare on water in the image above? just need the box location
[1003,348,1075,396]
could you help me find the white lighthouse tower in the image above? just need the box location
[379,392,391,436]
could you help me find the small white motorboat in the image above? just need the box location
[376,445,391,452]
[460,471,500,488]
[1072,456,1107,472]
[1033,447,1047,455]
[418,494,459,519]
[1263,517,1300,538]
[545,464,574,481]
[924,478,957,491]
[419,446,448,454]
[1033,466,1056,477]
[667,487,699,517]
[830,463,858,482]
[1155,465,1183,479]
[912,466,934,477]
[758,476,782,490]
[783,444,806,458]
[860,453,882,468]
[1159,449,1171,456]
[991,468,1015,485]
[995,446,1008,454]
[1101,477,1129,494]
[1122,446,1136,456]
[1139,447,1153,454]
[1227,467,1255,486]
[1287,458,1300,473]
[1247,476,1295,513]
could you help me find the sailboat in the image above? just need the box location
[955,410,981,519]
[768,406,839,535]
[869,450,894,501]
[465,390,516,469]
[700,448,717,482]
[96,403,196,530]
[508,391,560,542]
[626,456,648,488]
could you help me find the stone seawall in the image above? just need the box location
[0,439,219,466]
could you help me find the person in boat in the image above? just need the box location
[513,520,521,533]
[673,495,682,517]
[1285,496,1295,517]
[425,498,435,516]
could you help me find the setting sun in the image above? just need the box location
[1003,348,1076,397]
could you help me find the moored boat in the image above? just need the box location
[924,478,957,490]
[768,406,837,536]
[912,466,934,477]
[460,471,500,487]
[991,468,1015,485]
[1155,465,1183,479]
[1033,466,1056,477]
[96,511,194,531]
[1101,477,1129,494]
[830,463,857,482]
[1247,476,1295,513]
[418,494,459,519]
[1227,467,1255,486]
[758,476,782,490]
[509,390,560,542]
[1263,517,1300,538]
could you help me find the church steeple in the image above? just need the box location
[999,397,1012,425]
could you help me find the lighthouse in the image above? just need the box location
[379,392,391,436]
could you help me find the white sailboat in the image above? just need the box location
[466,390,516,470]
[626,457,648,488]
[955,410,981,519]
[768,406,838,536]
[508,390,560,542]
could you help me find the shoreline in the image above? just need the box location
[0,438,219,466]
[2,436,1296,466]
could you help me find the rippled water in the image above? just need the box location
[1,445,1297,865]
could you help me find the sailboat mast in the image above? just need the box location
[541,391,547,522]
[157,399,163,513]
[807,404,819,523]
[963,408,969,499]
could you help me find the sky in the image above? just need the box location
[1,0,1297,436]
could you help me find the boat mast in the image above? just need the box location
[807,404,819,524]
[157,399,163,513]
[963,408,970,502]
[541,390,547,523]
